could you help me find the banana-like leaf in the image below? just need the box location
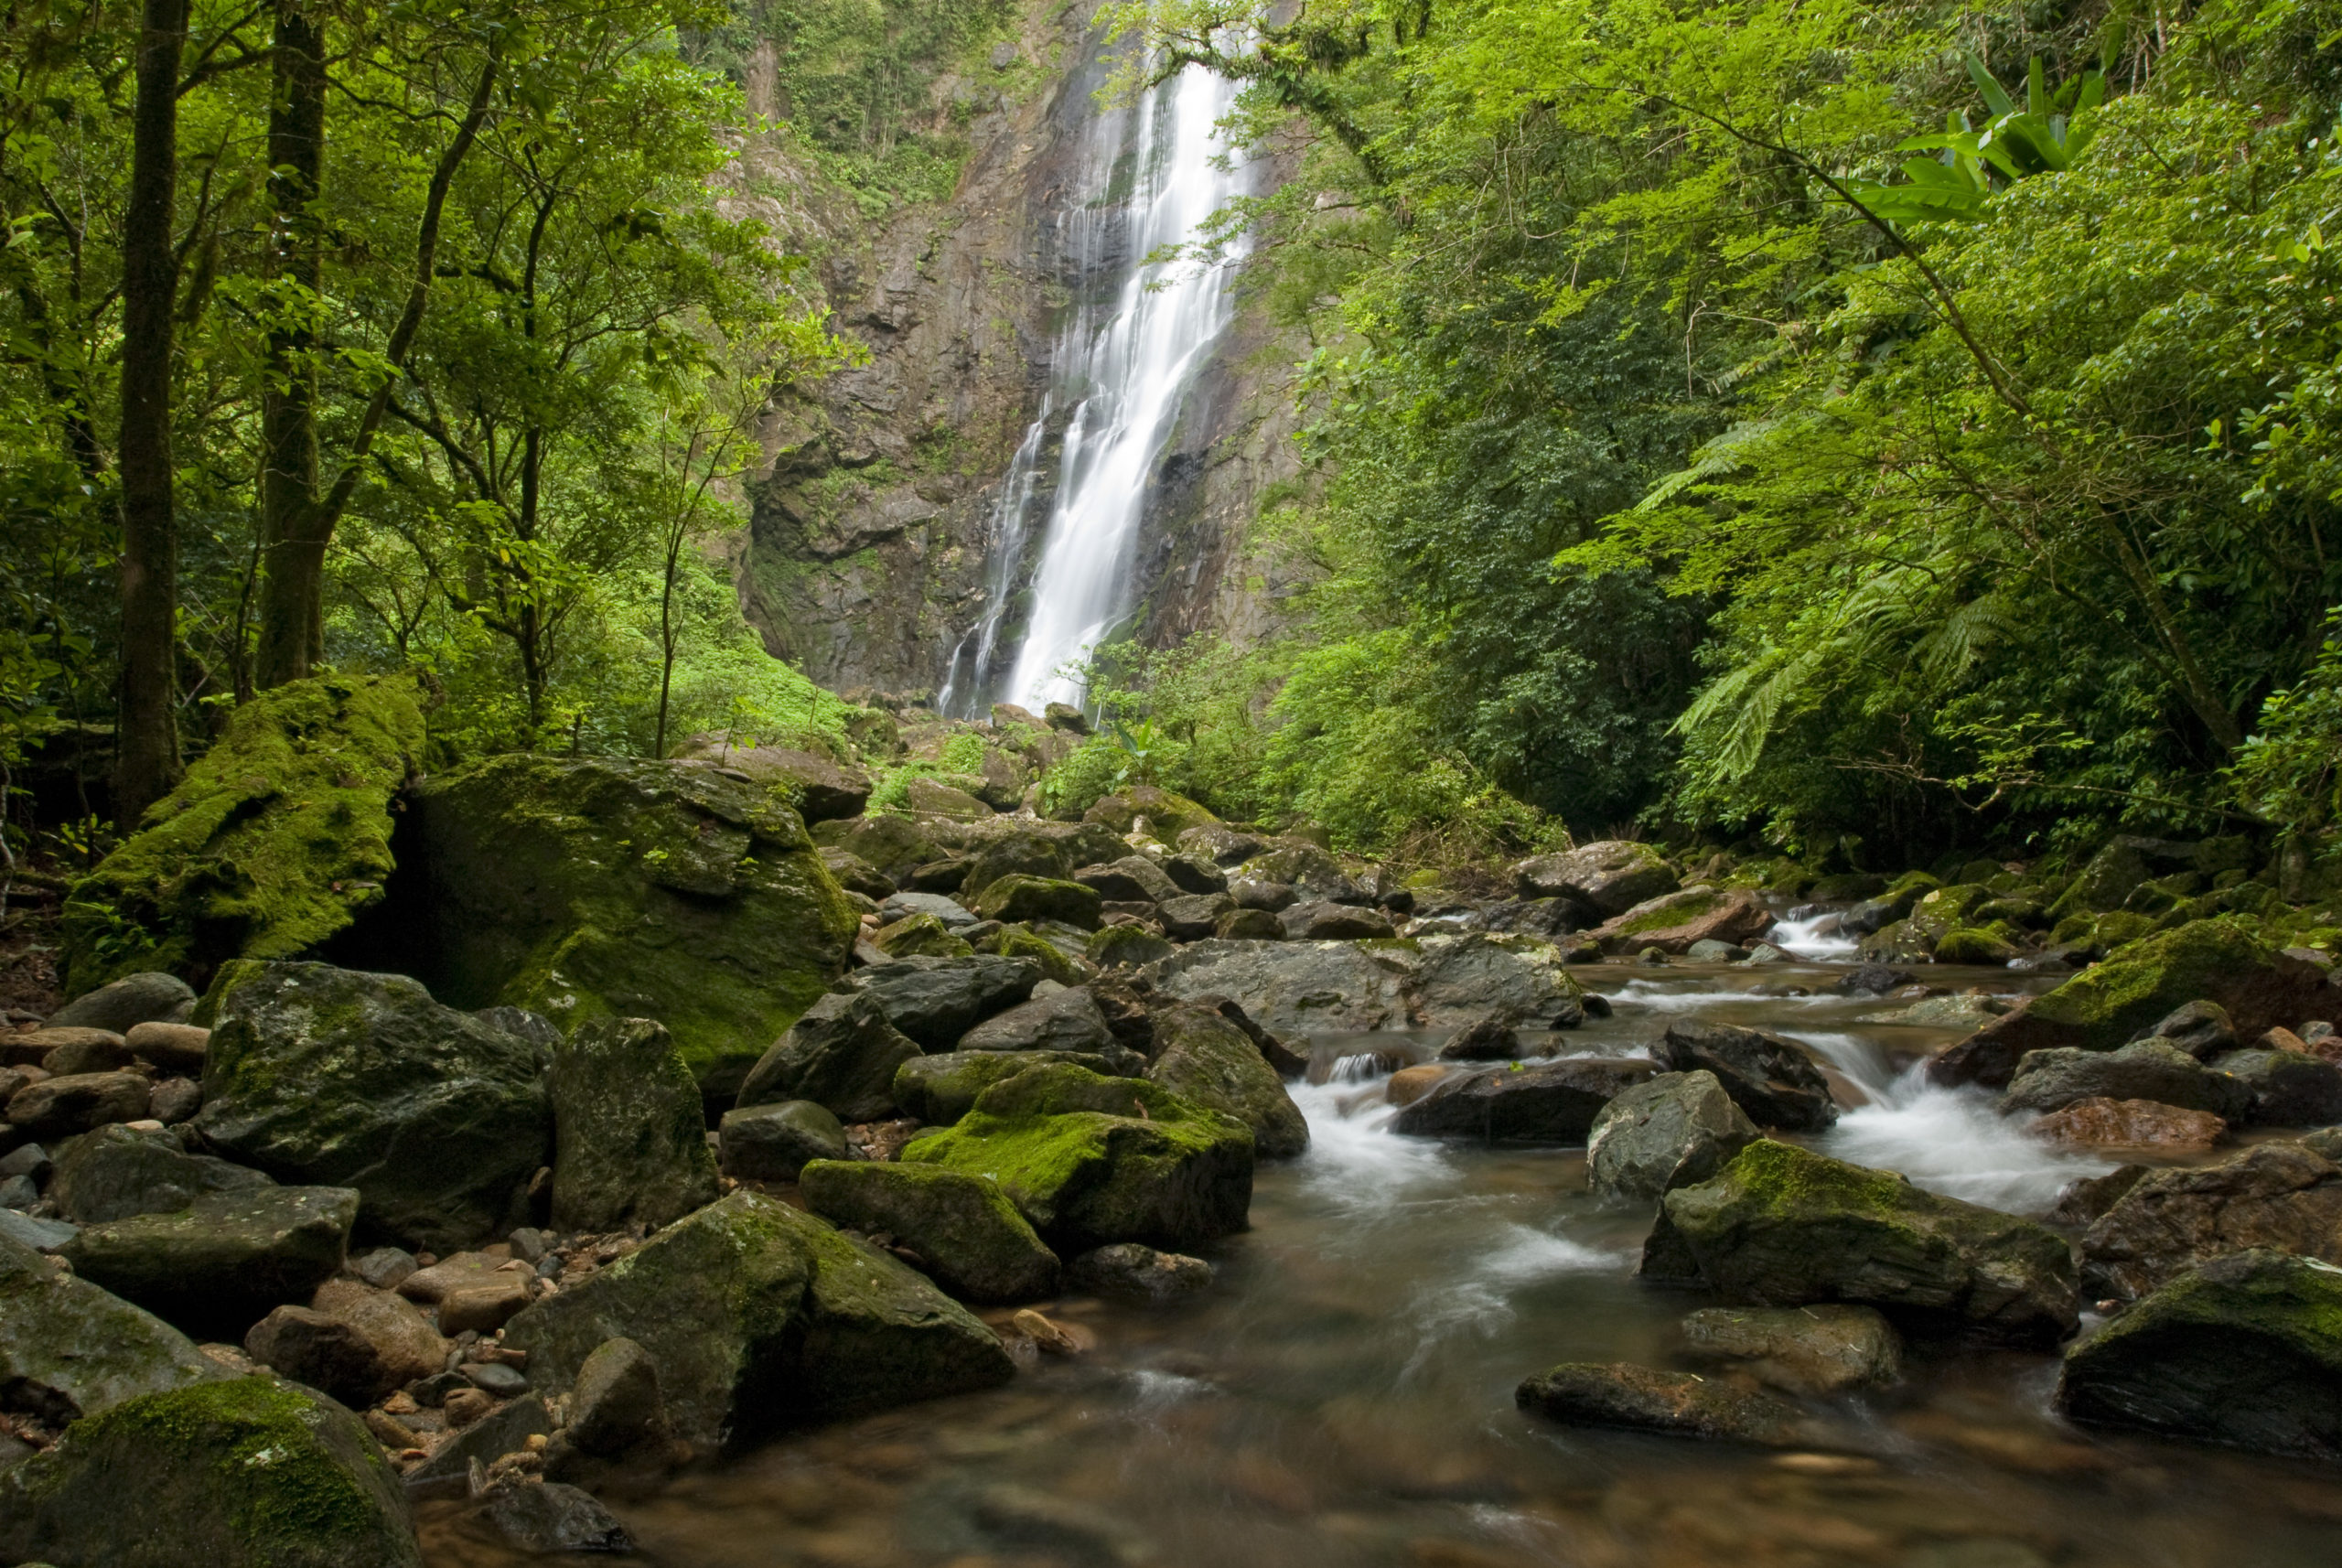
[1964,51,2015,118]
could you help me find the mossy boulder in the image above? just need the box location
[902,1063,1253,1251]
[0,1376,420,1567]
[892,1049,1139,1126]
[972,875,1102,929]
[1592,887,1773,955]
[980,923,1095,984]
[549,1016,718,1234]
[1661,1140,2079,1345]
[669,738,871,822]
[0,1229,228,1425]
[810,813,947,881]
[60,674,424,996]
[1082,787,1219,843]
[400,754,857,1096]
[2047,835,2209,919]
[957,828,1070,902]
[843,955,1042,1049]
[61,1184,358,1340]
[799,1160,1060,1303]
[49,1122,275,1224]
[499,1190,1011,1448]
[1931,918,2337,1088]
[1144,1004,1308,1158]
[1090,923,1175,969]
[871,913,973,959]
[1933,927,2018,965]
[192,961,550,1251]
[735,993,922,1123]
[2057,1249,2342,1456]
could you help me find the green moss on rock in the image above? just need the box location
[61,675,424,995]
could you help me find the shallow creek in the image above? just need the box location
[423,950,2342,1568]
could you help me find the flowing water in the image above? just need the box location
[423,955,2342,1568]
[939,55,1251,715]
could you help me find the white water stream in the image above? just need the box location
[940,58,1251,714]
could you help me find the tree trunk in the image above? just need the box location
[254,0,330,689]
[113,0,191,825]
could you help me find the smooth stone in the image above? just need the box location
[1586,1070,1759,1202]
[1680,1304,1903,1393]
[1515,1361,1816,1445]
[1650,1020,1838,1131]
[718,1099,851,1181]
[1391,1058,1659,1144]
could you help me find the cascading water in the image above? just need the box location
[940,54,1250,715]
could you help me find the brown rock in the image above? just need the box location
[244,1305,388,1406]
[42,1032,135,1076]
[437,1274,533,1335]
[5,1070,152,1137]
[364,1407,424,1452]
[312,1278,447,1388]
[1385,1065,1452,1107]
[844,1117,925,1162]
[2027,1097,2226,1153]
[1592,888,1773,956]
[147,1077,202,1123]
[2080,1140,2342,1299]
[1,1027,123,1069]
[2261,1026,2312,1055]
[124,1021,209,1073]
[443,1387,494,1427]
[396,1251,504,1304]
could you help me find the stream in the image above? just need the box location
[421,944,2342,1568]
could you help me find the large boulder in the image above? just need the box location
[671,737,871,822]
[1144,1004,1309,1159]
[59,675,424,996]
[1660,1140,2079,1345]
[1998,1040,2251,1121]
[735,993,922,1122]
[1074,856,1182,905]
[1509,841,1676,917]
[2207,1046,2342,1126]
[0,1229,228,1425]
[1391,1058,1660,1143]
[1650,1021,1839,1132]
[1514,1361,1813,1446]
[2048,835,2212,918]
[0,1377,421,1568]
[2057,1248,2342,1456]
[2079,1139,2342,1300]
[844,955,1042,1050]
[892,1050,1138,1126]
[1593,887,1773,956]
[1143,934,1583,1034]
[48,971,196,1033]
[400,754,858,1096]
[901,1063,1253,1251]
[1083,787,1219,843]
[61,1185,358,1339]
[798,1160,1060,1303]
[811,813,949,882]
[191,961,549,1251]
[500,1190,1012,1447]
[1585,1071,1759,1202]
[717,1100,850,1181]
[1931,918,2337,1088]
[972,874,1102,929]
[550,1016,719,1234]
[959,987,1116,1054]
[49,1123,274,1224]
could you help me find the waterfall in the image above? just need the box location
[940,56,1249,716]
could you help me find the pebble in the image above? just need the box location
[463,1361,531,1397]
[352,1246,418,1290]
[443,1388,495,1427]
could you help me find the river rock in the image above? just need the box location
[1833,963,1914,997]
[309,1277,446,1389]
[1074,856,1182,905]
[242,1305,389,1407]
[5,1069,153,1139]
[1679,1304,1902,1394]
[2079,1139,2342,1299]
[893,1049,1137,1126]
[1066,1242,1214,1303]
[736,992,922,1123]
[478,1480,632,1553]
[1085,787,1219,843]
[550,1015,718,1234]
[813,813,949,882]
[799,1159,1060,1303]
[40,1030,134,1076]
[48,1122,274,1224]
[1144,933,1583,1035]
[62,1184,358,1338]
[2029,1097,2226,1152]
[48,971,198,1034]
[1385,1064,1453,1106]
[901,1063,1253,1251]
[564,1336,666,1456]
[1662,1140,2079,1345]
[2206,1046,2342,1125]
[871,912,973,959]
[1227,877,1298,912]
[1931,918,2337,1088]
[2058,1248,2342,1456]
[1514,1361,1814,1445]
[124,1020,209,1074]
[1145,1004,1309,1158]
[718,1099,850,1181]
[1998,1040,2251,1121]
[191,961,549,1251]
[845,954,1043,1049]
[1438,1016,1524,1061]
[0,1377,422,1568]
[0,1228,227,1426]
[1178,823,1266,866]
[1278,900,1396,940]
[959,986,1116,1054]
[1161,854,1227,895]
[1509,841,1678,916]
[500,1190,1013,1446]
[1650,1021,1838,1131]
[972,874,1101,929]
[403,753,858,1096]
[1594,887,1773,956]
[1586,1070,1759,1202]
[1237,842,1361,904]
[878,892,979,930]
[2134,1000,2237,1059]
[1391,1058,1660,1143]
[1157,892,1236,940]
[671,737,871,822]
[1090,923,1177,968]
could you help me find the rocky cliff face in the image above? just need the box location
[712,1,1302,702]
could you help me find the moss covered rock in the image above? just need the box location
[1662,1140,2079,1345]
[2057,1248,2342,1456]
[1933,927,2018,965]
[61,675,424,996]
[871,913,973,959]
[550,1016,718,1234]
[902,1063,1253,1251]
[61,1184,358,1340]
[799,1159,1060,1303]
[1593,888,1773,955]
[403,755,857,1095]
[1082,787,1218,843]
[0,1377,421,1568]
[193,961,550,1251]
[499,1189,1011,1447]
[49,1123,275,1225]
[892,1049,1137,1126]
[1144,1004,1308,1158]
[0,1229,228,1425]
[983,923,1096,984]
[972,875,1102,929]
[716,1098,849,1181]
[735,993,922,1123]
[1931,918,2337,1088]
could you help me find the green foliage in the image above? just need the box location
[2231,609,2342,831]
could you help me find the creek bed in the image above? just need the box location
[420,958,2342,1567]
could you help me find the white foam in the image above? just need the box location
[1767,910,1860,960]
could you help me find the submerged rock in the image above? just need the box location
[2079,1139,2342,1300]
[477,1480,633,1553]
[799,1159,1060,1303]
[550,1015,718,1234]
[736,992,922,1124]
[2058,1249,2342,1457]
[1391,1058,1659,1144]
[1679,1304,1903,1394]
[1650,1021,1839,1132]
[1586,1070,1759,1202]
[1144,1004,1309,1158]
[1661,1140,2079,1345]
[1066,1242,1214,1303]
[1514,1361,1815,1445]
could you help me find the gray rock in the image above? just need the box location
[0,1208,76,1251]
[845,954,1043,1049]
[958,987,1116,1054]
[1161,854,1228,895]
[48,971,197,1034]
[1144,933,1583,1036]
[403,1392,553,1497]
[1514,1360,1815,1445]
[891,1050,1139,1126]
[352,1246,419,1291]
[566,1336,666,1456]
[1074,856,1182,905]
[1177,824,1266,866]
[1680,1304,1902,1393]
[463,1360,529,1396]
[48,1122,274,1224]
[1278,900,1396,940]
[1158,893,1236,940]
[879,890,979,929]
[2207,1047,2342,1126]
[1226,877,1297,912]
[1145,1004,1309,1158]
[194,961,550,1252]
[41,1031,134,1076]
[1832,963,1914,996]
[672,737,872,822]
[718,1099,851,1181]
[1586,1070,1760,1202]
[736,992,922,1123]
[2000,1039,2251,1121]
[0,1174,34,1210]
[1088,923,1176,968]
[0,1142,48,1181]
[62,1185,359,1339]
[5,1070,153,1139]
[475,1005,565,1053]
[0,1228,227,1425]
[1392,1058,1660,1143]
[244,1305,390,1408]
[2079,1139,2342,1300]
[1509,841,1678,917]
[1066,1242,1214,1303]
[1650,1021,1839,1132]
[550,1016,718,1235]
[799,1159,1060,1303]
[1438,1016,1524,1061]
[2133,999,2237,1059]
[147,1075,202,1123]
[478,1480,631,1552]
